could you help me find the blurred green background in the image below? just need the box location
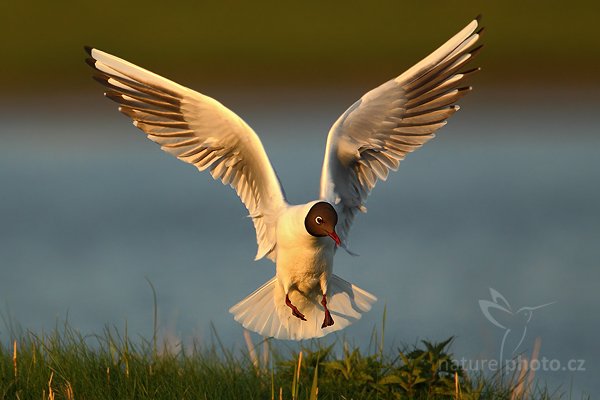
[1,0,599,92]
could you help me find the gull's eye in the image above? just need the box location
[315,216,323,225]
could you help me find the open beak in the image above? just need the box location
[327,230,341,246]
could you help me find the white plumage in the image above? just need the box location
[86,17,482,340]
[321,19,482,243]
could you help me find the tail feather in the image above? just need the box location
[231,277,277,334]
[229,274,376,340]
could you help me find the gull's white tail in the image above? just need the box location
[229,275,376,340]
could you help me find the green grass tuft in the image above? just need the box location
[0,320,571,400]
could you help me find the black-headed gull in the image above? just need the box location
[86,18,482,340]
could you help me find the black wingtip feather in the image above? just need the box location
[92,75,111,88]
[104,91,124,103]
[462,67,482,76]
[469,44,484,58]
[85,57,97,69]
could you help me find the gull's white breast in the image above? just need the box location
[275,202,335,294]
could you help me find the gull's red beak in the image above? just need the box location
[327,230,341,246]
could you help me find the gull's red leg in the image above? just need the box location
[321,293,335,328]
[285,294,306,321]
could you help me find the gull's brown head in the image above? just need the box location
[304,202,340,246]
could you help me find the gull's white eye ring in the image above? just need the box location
[315,216,323,225]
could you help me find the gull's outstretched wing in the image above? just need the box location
[320,18,482,244]
[86,48,287,261]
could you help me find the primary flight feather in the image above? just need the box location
[86,17,482,340]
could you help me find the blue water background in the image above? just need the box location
[1,88,598,395]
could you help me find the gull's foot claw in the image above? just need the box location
[292,308,307,321]
[286,294,306,321]
[321,309,334,328]
[320,293,335,328]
